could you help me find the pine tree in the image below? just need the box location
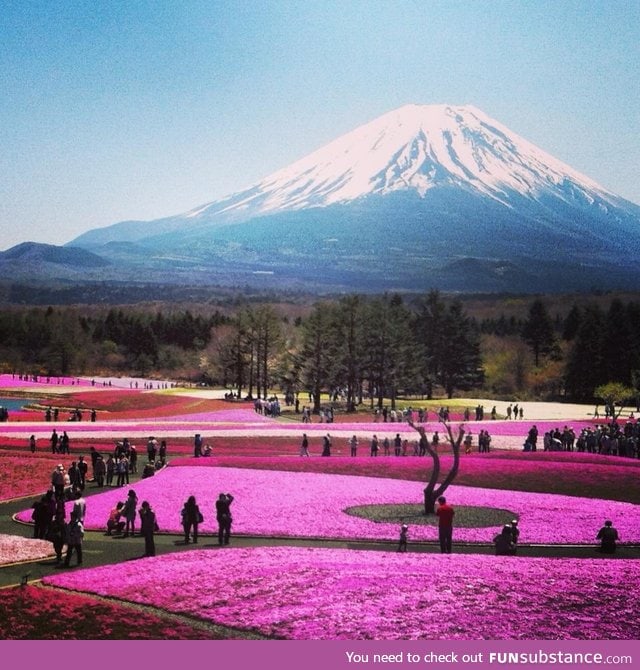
[522,299,556,366]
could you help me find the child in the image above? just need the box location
[398,524,408,552]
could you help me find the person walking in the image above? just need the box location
[158,440,167,465]
[181,495,203,544]
[349,435,358,457]
[48,516,66,564]
[60,431,70,455]
[50,429,59,454]
[51,464,65,499]
[216,493,234,546]
[63,511,84,567]
[77,455,88,490]
[300,434,310,457]
[321,434,331,457]
[435,496,455,554]
[94,455,106,487]
[139,501,158,557]
[72,490,86,523]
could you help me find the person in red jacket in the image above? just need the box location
[435,496,455,553]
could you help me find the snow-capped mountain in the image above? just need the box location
[183,103,622,222]
[61,104,640,292]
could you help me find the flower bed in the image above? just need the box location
[1,442,639,504]
[0,533,52,564]
[5,390,249,422]
[0,374,92,389]
[171,451,640,503]
[44,546,640,639]
[17,466,640,544]
[0,584,221,639]
[0,454,62,500]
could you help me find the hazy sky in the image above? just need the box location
[1,0,638,250]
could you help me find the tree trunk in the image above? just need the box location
[410,421,465,515]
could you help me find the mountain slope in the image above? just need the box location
[58,104,640,292]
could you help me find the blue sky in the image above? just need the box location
[1,0,638,250]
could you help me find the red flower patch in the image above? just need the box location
[0,585,220,639]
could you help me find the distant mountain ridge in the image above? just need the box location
[1,242,109,266]
[5,104,640,293]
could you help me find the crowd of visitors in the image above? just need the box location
[524,422,640,458]
[294,430,494,457]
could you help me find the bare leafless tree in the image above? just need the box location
[409,420,466,514]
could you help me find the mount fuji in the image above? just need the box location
[51,105,640,291]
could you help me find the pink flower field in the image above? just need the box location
[0,533,52,565]
[17,466,640,544]
[44,546,640,639]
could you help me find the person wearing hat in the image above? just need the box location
[596,520,619,554]
[510,519,520,545]
[398,523,408,552]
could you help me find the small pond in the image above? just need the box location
[0,398,27,411]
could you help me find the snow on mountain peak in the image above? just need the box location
[189,104,615,221]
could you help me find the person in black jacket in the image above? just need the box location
[139,501,158,557]
[596,520,619,554]
[215,493,234,546]
[182,495,203,544]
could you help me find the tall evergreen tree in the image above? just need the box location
[414,291,483,398]
[564,304,606,400]
[361,295,412,409]
[334,296,364,411]
[522,299,556,366]
[299,303,339,413]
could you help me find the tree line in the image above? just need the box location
[2,293,640,404]
[0,307,227,376]
[211,293,484,409]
